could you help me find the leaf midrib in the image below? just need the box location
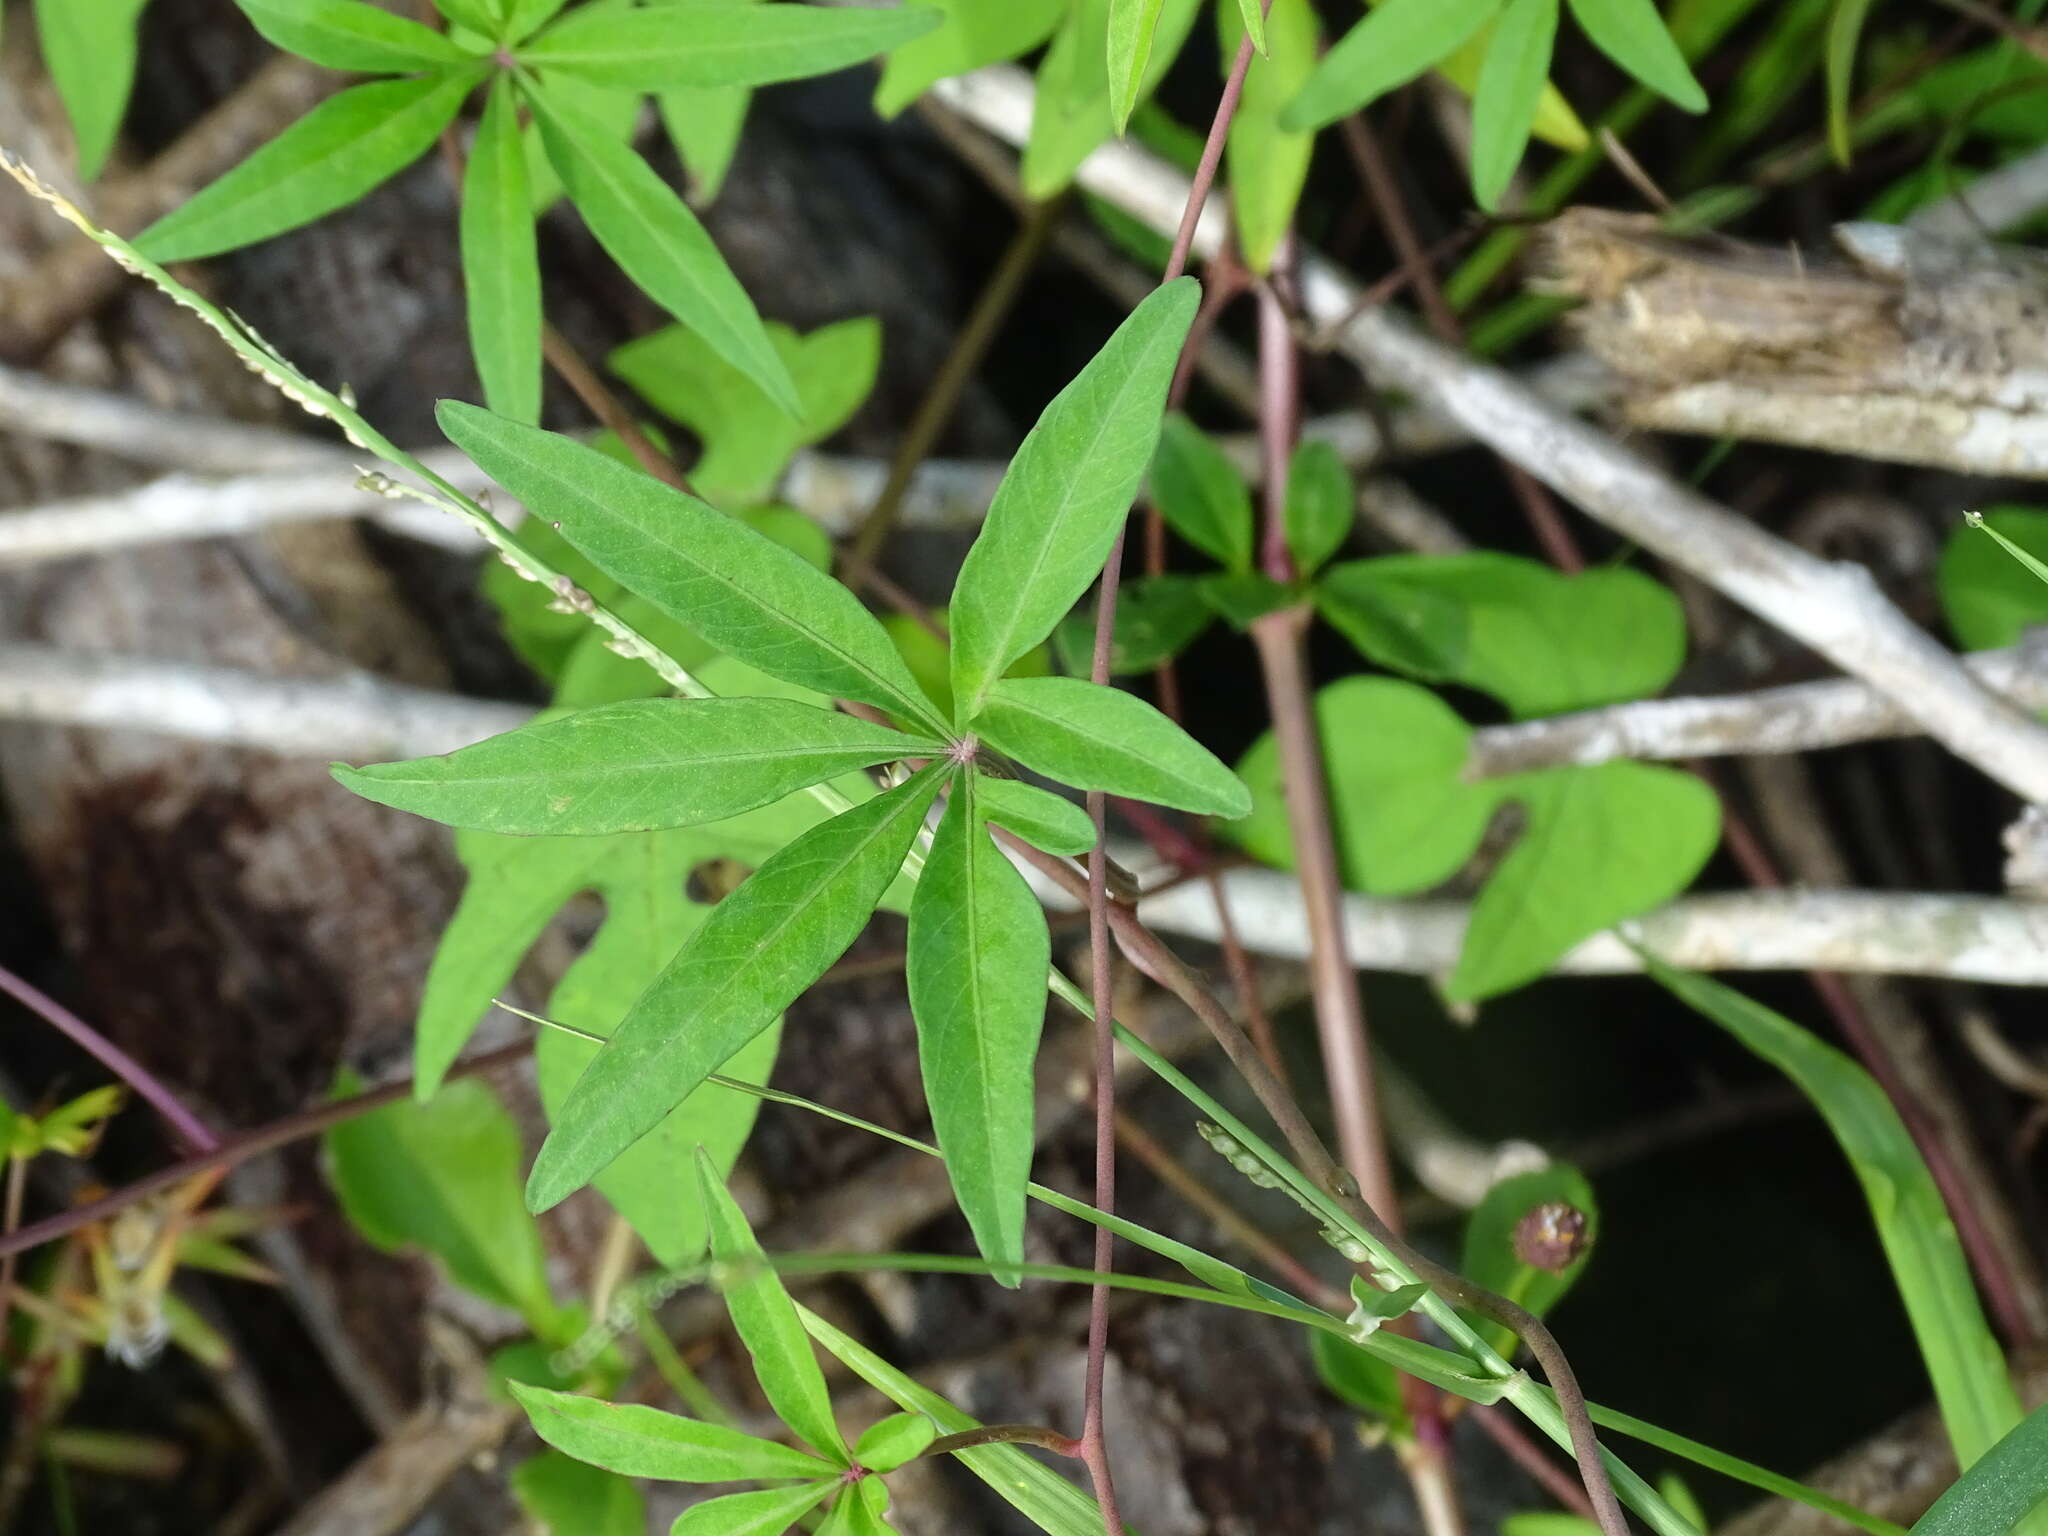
[366,736,929,791]
[964,328,1174,709]
[152,72,475,252]
[537,93,750,363]
[490,419,938,730]
[550,775,936,1174]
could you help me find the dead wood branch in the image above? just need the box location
[926,67,2048,805]
[8,645,2048,983]
[0,643,531,758]
[1466,632,2048,776]
[1537,210,2048,478]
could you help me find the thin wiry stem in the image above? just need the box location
[0,1041,531,1263]
[1246,265,1463,1536]
[1007,835,1632,1536]
[1075,26,1267,1532]
[0,962,219,1154]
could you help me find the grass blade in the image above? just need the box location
[1647,956,2021,1465]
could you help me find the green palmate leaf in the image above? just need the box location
[439,403,946,732]
[975,774,1096,856]
[412,691,887,1104]
[950,277,1198,717]
[334,697,936,835]
[504,0,571,42]
[873,0,1066,117]
[1914,1403,2048,1536]
[134,70,478,261]
[1939,509,2048,649]
[672,1483,840,1536]
[1649,960,2023,1468]
[1317,553,1687,719]
[1283,439,1351,577]
[1108,0,1168,132]
[1460,1163,1597,1360]
[521,2,940,91]
[1150,413,1254,572]
[235,0,476,71]
[855,1413,937,1472]
[860,1479,894,1522]
[611,315,881,506]
[1567,0,1706,110]
[526,82,801,414]
[1234,678,1717,997]
[34,0,149,181]
[415,829,611,1094]
[520,64,637,213]
[1234,677,1496,894]
[527,766,948,1212]
[510,1452,646,1536]
[1280,0,1499,133]
[885,607,1052,725]
[644,0,764,203]
[1023,0,1202,195]
[533,835,782,1268]
[1472,0,1560,211]
[512,1383,839,1481]
[972,675,1251,819]
[658,37,754,201]
[519,508,825,702]
[698,1149,852,1462]
[324,1073,556,1330]
[1219,0,1317,274]
[433,0,504,37]
[428,677,858,1260]
[462,76,542,425]
[907,777,1050,1276]
[1451,762,1717,999]
[1053,573,1214,676]
[801,1306,1112,1536]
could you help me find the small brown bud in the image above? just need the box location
[1512,1201,1590,1273]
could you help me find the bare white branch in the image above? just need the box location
[1,643,2041,986]
[0,451,514,560]
[927,64,2048,805]
[0,331,1609,563]
[0,361,336,474]
[1468,633,2048,776]
[1909,145,2048,240]
[0,644,530,760]
[1026,852,2048,986]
